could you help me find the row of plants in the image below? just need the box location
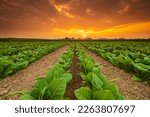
[74,45,126,100]
[9,44,127,100]
[82,41,150,83]
[0,41,59,57]
[16,47,74,100]
[0,42,65,79]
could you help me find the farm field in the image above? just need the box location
[0,40,150,100]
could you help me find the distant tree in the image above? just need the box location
[64,37,70,40]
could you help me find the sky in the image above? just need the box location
[0,0,150,39]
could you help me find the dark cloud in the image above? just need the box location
[55,0,71,4]
[0,0,60,35]
[0,0,150,38]
[67,0,150,23]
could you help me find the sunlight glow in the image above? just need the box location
[82,34,87,38]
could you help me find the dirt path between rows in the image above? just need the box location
[0,45,69,100]
[84,48,150,100]
[65,52,82,100]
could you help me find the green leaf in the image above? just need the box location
[3,64,16,77]
[85,73,104,90]
[143,57,150,65]
[135,63,150,70]
[133,63,150,81]
[2,60,12,67]
[16,61,29,69]
[80,72,86,80]
[48,78,66,100]
[131,76,142,82]
[31,78,48,100]
[93,90,115,100]
[61,73,72,83]
[53,71,61,78]
[103,83,119,98]
[116,94,126,100]
[20,92,35,100]
[92,67,100,75]
[86,61,94,72]
[46,71,53,83]
[85,72,92,82]
[92,67,107,83]
[91,73,104,90]
[74,87,92,100]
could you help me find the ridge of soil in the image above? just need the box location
[84,48,150,100]
[0,45,69,100]
[65,51,83,100]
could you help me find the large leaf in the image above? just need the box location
[74,87,92,100]
[80,72,86,80]
[92,67,107,83]
[46,71,54,83]
[133,63,150,81]
[135,63,150,70]
[3,64,16,77]
[143,57,150,65]
[86,61,94,72]
[16,61,29,69]
[20,92,35,100]
[86,73,104,91]
[61,73,72,83]
[31,78,48,100]
[2,60,12,67]
[46,64,66,83]
[102,83,119,98]
[91,73,104,90]
[48,78,66,100]
[93,90,115,100]
[85,73,104,91]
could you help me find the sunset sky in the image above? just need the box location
[0,0,150,39]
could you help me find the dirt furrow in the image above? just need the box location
[65,52,82,100]
[84,48,150,100]
[0,45,69,99]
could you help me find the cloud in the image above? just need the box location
[117,4,130,15]
[0,0,150,38]
[49,0,74,18]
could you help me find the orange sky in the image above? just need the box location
[0,0,150,39]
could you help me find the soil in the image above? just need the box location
[64,51,83,100]
[0,45,69,100]
[84,48,150,100]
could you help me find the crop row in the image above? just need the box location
[17,47,74,100]
[0,42,65,79]
[82,41,150,83]
[14,45,125,100]
[74,45,126,100]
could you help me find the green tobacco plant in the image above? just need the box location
[132,63,150,82]
[19,78,66,100]
[0,57,18,78]
[0,41,65,79]
[83,41,150,82]
[16,47,73,100]
[46,64,72,84]
[75,45,126,100]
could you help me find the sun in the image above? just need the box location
[82,34,87,38]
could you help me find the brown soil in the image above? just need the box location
[0,45,69,100]
[65,52,83,100]
[84,48,150,100]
